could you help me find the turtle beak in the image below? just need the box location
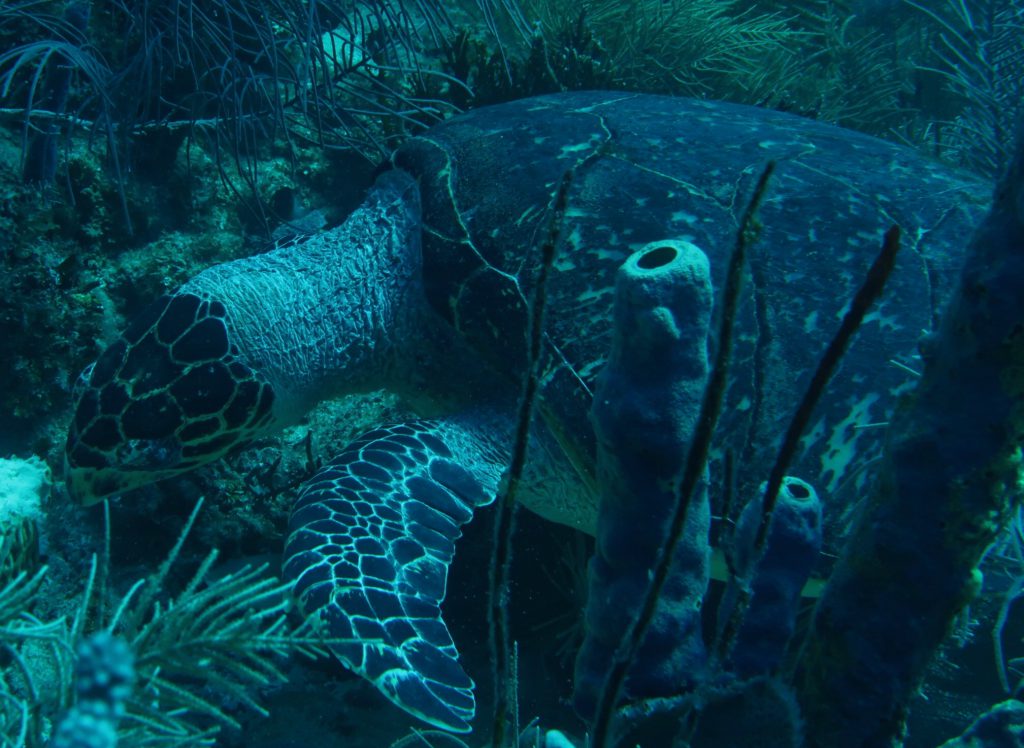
[66,469,113,506]
[64,398,187,505]
[64,459,149,506]
[64,459,99,506]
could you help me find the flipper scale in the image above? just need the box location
[284,418,506,733]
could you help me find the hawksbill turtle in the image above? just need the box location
[64,91,988,732]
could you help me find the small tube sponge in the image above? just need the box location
[573,240,713,719]
[690,676,804,748]
[719,477,823,677]
[50,632,134,748]
[73,631,135,716]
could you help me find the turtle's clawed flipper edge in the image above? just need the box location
[283,418,507,733]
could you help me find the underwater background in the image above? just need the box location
[1,0,1023,746]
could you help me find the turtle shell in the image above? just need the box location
[392,91,989,545]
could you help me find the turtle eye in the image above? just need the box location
[72,362,95,401]
[65,292,277,504]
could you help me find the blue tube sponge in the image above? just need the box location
[573,240,713,720]
[794,123,1024,748]
[719,476,822,678]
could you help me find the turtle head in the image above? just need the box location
[65,292,277,504]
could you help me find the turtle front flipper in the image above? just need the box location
[283,417,508,733]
